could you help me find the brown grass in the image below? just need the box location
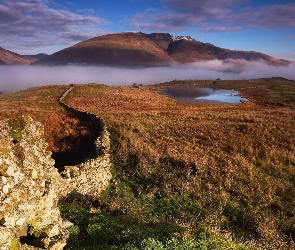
[0,85,93,153]
[1,78,294,248]
[63,79,295,248]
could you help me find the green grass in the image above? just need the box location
[60,201,255,250]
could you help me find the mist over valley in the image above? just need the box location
[0,60,295,93]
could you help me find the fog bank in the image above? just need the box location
[0,60,294,93]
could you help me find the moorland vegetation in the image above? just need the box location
[0,77,294,249]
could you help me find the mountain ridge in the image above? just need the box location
[21,53,49,60]
[34,32,289,67]
[0,47,37,65]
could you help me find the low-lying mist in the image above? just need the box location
[0,60,294,93]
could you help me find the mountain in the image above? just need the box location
[0,58,6,65]
[21,53,49,60]
[34,32,174,67]
[34,32,289,67]
[167,38,216,63]
[0,47,36,65]
[203,43,286,67]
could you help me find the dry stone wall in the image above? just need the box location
[0,85,112,249]
[0,116,70,249]
[59,85,112,204]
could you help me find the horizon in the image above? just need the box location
[0,0,294,61]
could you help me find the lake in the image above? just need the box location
[162,87,248,104]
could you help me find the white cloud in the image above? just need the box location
[128,0,295,32]
[0,0,110,53]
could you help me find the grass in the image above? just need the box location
[1,77,295,249]
[0,85,97,168]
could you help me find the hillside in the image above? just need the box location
[21,53,49,60]
[0,78,294,249]
[34,32,288,67]
[167,38,216,63]
[34,32,174,67]
[0,47,36,65]
[204,43,286,66]
[0,58,6,65]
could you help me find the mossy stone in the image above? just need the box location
[9,237,20,250]
[8,116,31,142]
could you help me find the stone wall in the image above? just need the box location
[0,116,70,249]
[0,85,112,249]
[59,84,112,204]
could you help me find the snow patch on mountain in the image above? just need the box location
[171,35,194,42]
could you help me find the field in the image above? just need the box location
[1,77,295,249]
[0,85,98,169]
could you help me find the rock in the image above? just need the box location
[61,126,112,206]
[0,109,112,248]
[0,116,70,249]
[59,86,112,207]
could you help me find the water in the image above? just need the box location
[163,87,248,104]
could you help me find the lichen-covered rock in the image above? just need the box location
[0,116,70,250]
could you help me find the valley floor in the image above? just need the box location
[0,77,294,249]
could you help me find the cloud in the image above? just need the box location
[0,61,294,93]
[270,53,295,61]
[247,4,295,29]
[162,0,243,16]
[0,0,110,53]
[128,9,198,31]
[128,0,295,32]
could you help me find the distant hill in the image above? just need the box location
[0,58,6,65]
[34,32,289,67]
[203,43,286,66]
[166,38,216,63]
[0,47,36,65]
[21,53,49,61]
[34,32,174,67]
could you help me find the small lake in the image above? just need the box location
[162,87,248,104]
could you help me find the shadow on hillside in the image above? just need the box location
[59,200,183,250]
[51,111,103,172]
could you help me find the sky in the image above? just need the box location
[0,0,295,60]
